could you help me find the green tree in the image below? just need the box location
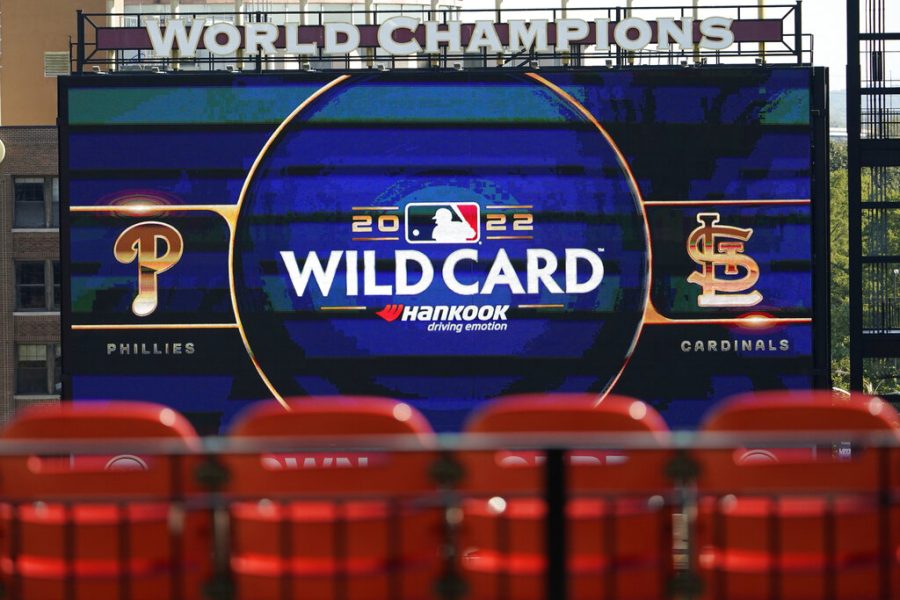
[830,140,900,395]
[829,141,850,390]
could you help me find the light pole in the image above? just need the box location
[693,0,699,63]
[759,0,766,60]
[496,0,504,66]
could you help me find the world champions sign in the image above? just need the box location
[61,67,826,431]
[88,10,792,64]
[142,16,738,56]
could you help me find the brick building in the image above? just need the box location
[0,1,113,421]
[0,128,60,421]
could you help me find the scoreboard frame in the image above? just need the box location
[57,66,832,431]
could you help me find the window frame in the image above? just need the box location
[15,343,61,397]
[13,176,59,230]
[14,260,61,313]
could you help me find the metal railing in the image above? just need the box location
[70,3,812,74]
[0,430,897,600]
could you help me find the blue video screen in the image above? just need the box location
[61,67,823,432]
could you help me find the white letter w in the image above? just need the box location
[146,18,204,56]
[280,251,342,297]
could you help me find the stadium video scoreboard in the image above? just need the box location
[60,66,830,432]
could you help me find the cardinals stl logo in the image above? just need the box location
[687,213,763,308]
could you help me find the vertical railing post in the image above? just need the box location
[545,448,567,600]
[194,453,233,600]
[430,451,466,600]
[76,10,86,73]
[615,7,622,67]
[666,449,702,600]
[795,1,803,64]
[878,445,891,600]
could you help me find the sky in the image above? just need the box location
[460,0,900,91]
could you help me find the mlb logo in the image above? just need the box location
[405,202,480,244]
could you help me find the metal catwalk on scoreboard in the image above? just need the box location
[71,2,811,72]
[847,0,900,394]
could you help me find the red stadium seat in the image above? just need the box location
[696,390,900,600]
[224,396,440,600]
[0,401,208,600]
[459,393,672,600]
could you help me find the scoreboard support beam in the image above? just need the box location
[847,0,900,393]
[813,66,833,390]
[847,0,863,392]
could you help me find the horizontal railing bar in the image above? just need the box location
[861,32,900,40]
[0,429,896,455]
[861,255,900,264]
[860,202,900,208]
[79,5,802,18]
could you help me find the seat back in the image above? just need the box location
[464,393,669,493]
[0,401,206,600]
[699,390,898,491]
[226,396,435,494]
[695,390,900,600]
[459,393,672,600]
[1,401,199,497]
[224,396,440,600]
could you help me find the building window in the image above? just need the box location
[15,260,60,312]
[14,177,59,229]
[52,261,61,311]
[16,344,61,396]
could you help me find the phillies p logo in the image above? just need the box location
[114,222,184,317]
